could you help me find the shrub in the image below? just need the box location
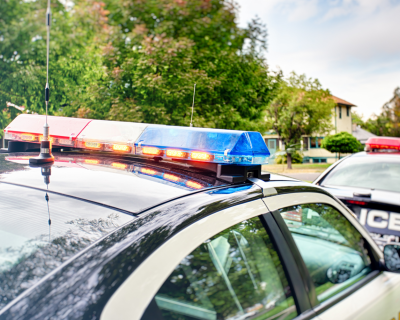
[276,151,303,164]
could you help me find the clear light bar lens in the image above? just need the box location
[112,144,131,152]
[142,147,162,156]
[85,141,102,149]
[191,151,213,161]
[166,149,188,158]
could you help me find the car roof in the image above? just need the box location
[0,151,297,214]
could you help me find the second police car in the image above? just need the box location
[0,114,400,320]
[313,137,400,248]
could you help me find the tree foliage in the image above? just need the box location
[352,87,400,138]
[265,72,335,168]
[1,0,279,134]
[79,0,279,130]
[321,131,362,158]
[0,0,108,136]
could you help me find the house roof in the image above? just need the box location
[331,95,356,106]
[352,125,377,144]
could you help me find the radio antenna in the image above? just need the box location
[30,0,54,164]
[189,83,196,127]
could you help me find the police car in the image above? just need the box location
[0,115,400,320]
[313,137,400,248]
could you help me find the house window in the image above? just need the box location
[310,137,324,148]
[338,106,342,119]
[347,106,350,117]
[303,137,309,150]
[310,137,317,148]
[267,139,277,152]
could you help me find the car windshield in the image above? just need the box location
[321,155,400,193]
[0,183,134,311]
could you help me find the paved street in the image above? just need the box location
[282,172,321,182]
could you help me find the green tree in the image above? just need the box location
[63,0,279,131]
[1,0,279,133]
[351,111,364,127]
[0,0,107,135]
[265,72,335,169]
[365,88,400,137]
[352,88,400,138]
[321,131,362,159]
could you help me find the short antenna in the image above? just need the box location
[189,83,196,127]
[30,0,54,164]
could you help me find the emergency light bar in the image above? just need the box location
[4,115,270,165]
[365,137,400,152]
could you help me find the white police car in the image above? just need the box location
[313,137,400,248]
[0,115,400,320]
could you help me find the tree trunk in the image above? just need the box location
[287,152,292,170]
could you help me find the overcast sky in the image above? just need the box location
[236,0,400,119]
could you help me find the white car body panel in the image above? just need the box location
[318,272,400,320]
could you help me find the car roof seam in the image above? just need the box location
[0,181,139,216]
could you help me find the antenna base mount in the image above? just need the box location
[29,140,54,164]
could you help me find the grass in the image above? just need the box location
[290,163,331,170]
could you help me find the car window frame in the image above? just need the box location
[100,198,312,320]
[263,191,383,318]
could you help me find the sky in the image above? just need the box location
[235,0,400,119]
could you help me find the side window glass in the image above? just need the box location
[279,203,372,303]
[146,217,297,320]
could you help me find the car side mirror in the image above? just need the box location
[383,243,400,272]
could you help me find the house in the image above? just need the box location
[352,124,376,145]
[264,95,356,164]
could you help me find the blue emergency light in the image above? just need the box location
[135,126,270,165]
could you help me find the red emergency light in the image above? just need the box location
[365,137,400,152]
[4,114,92,147]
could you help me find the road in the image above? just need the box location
[281,172,321,182]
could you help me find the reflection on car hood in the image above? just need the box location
[0,183,134,312]
[0,153,226,213]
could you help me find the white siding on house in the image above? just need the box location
[334,105,353,134]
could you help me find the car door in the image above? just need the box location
[100,198,322,320]
[263,191,400,320]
